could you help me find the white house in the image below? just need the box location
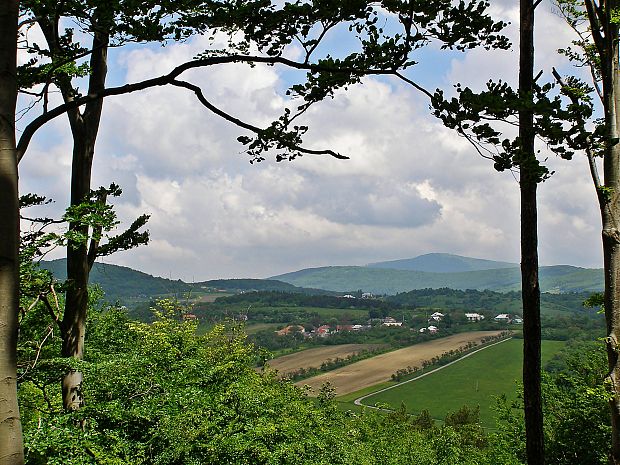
[382,316,403,327]
[465,313,485,322]
[419,325,439,334]
[494,313,511,323]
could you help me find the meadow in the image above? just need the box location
[356,338,565,427]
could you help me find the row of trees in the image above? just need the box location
[390,332,511,382]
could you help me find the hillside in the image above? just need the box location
[271,264,603,294]
[368,253,517,273]
[386,288,595,316]
[40,259,334,302]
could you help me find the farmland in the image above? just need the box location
[356,338,565,427]
[267,343,386,376]
[296,330,505,396]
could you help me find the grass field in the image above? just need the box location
[358,338,565,427]
[243,323,281,334]
[297,331,505,396]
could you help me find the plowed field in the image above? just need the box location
[296,331,505,396]
[268,344,384,376]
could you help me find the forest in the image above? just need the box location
[1,1,619,464]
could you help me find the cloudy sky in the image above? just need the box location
[18,1,604,281]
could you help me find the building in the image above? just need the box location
[382,317,403,327]
[429,312,444,322]
[315,325,331,337]
[275,325,305,336]
[419,325,439,334]
[464,312,485,322]
[494,314,511,323]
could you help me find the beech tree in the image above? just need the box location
[0,1,23,463]
[3,0,508,461]
[551,1,620,462]
[429,2,593,463]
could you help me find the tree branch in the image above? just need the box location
[393,71,434,99]
[551,67,602,194]
[17,54,396,162]
[171,79,348,160]
[584,0,605,60]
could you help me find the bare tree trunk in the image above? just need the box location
[520,1,544,464]
[0,0,24,463]
[600,0,620,460]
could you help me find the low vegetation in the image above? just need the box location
[358,339,565,427]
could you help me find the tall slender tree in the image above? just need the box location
[428,1,595,462]
[0,1,23,463]
[553,0,620,461]
[519,1,544,463]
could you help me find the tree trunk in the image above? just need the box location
[0,0,24,463]
[582,0,620,462]
[600,1,620,461]
[60,27,108,411]
[61,136,92,411]
[519,1,544,464]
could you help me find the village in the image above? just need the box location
[274,307,523,340]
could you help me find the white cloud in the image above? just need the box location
[17,2,605,281]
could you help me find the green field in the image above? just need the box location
[356,338,565,427]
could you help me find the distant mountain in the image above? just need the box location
[270,264,603,295]
[368,253,517,273]
[40,259,335,303]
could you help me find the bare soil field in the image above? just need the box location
[267,344,385,376]
[296,331,505,396]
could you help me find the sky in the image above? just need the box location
[17,1,604,281]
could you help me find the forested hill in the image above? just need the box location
[386,288,595,316]
[40,259,334,302]
[40,256,603,303]
[368,253,518,273]
[271,264,603,295]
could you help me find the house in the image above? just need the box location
[382,317,403,327]
[513,316,523,324]
[350,324,368,331]
[494,313,511,323]
[465,312,485,322]
[342,294,356,299]
[315,325,331,337]
[361,292,374,299]
[429,312,444,322]
[275,325,305,336]
[336,324,354,332]
[419,325,439,334]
